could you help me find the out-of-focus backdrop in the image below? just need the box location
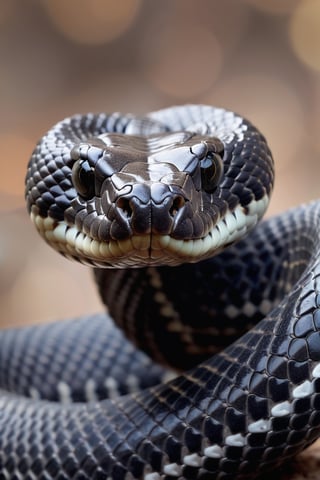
[1,0,320,327]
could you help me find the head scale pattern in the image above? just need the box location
[25,105,274,268]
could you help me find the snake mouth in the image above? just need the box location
[31,196,269,268]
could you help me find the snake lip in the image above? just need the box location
[30,194,269,268]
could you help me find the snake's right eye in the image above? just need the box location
[200,152,223,194]
[72,160,95,200]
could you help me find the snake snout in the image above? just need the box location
[116,192,186,219]
[112,183,188,238]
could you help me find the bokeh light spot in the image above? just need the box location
[0,1,16,26]
[0,134,34,198]
[243,0,300,15]
[43,0,141,45]
[205,74,305,172]
[144,25,222,99]
[289,0,320,71]
[8,251,99,327]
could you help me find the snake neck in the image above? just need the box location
[94,203,317,371]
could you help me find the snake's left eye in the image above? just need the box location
[200,153,223,194]
[72,160,95,199]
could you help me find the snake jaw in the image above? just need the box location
[30,193,269,268]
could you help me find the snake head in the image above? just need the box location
[25,108,273,267]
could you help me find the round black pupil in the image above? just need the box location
[75,160,94,198]
[200,154,220,193]
[79,161,92,184]
[201,156,216,178]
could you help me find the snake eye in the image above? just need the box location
[200,153,223,194]
[72,159,95,199]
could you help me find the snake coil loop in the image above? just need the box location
[1,104,319,479]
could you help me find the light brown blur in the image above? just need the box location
[1,0,320,328]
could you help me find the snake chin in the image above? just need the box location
[30,195,269,268]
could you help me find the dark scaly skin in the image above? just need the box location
[1,105,318,479]
[25,106,273,267]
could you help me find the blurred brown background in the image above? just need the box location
[1,0,320,328]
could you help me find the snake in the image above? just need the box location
[2,103,320,479]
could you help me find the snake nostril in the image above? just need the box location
[117,197,133,218]
[169,196,185,217]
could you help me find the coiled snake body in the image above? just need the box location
[3,104,320,479]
